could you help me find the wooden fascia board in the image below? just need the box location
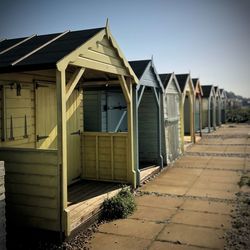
[106,30,139,84]
[172,74,181,94]
[150,60,164,93]
[56,29,106,71]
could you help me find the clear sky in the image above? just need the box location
[1,0,249,97]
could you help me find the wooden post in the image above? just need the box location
[118,75,136,188]
[199,96,202,137]
[180,94,185,153]
[56,69,68,234]
[208,97,211,132]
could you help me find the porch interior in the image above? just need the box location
[138,88,161,173]
[66,180,122,234]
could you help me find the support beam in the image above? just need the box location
[56,69,68,234]
[66,67,85,101]
[118,75,131,103]
[137,85,145,108]
[152,87,160,106]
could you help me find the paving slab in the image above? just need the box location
[129,205,176,222]
[149,241,204,250]
[187,145,227,153]
[182,199,234,215]
[225,145,246,154]
[166,168,203,176]
[141,183,189,196]
[89,232,151,250]
[198,174,241,184]
[186,188,236,200]
[201,169,241,178]
[135,195,184,209]
[98,219,164,240]
[191,181,239,192]
[157,223,225,249]
[171,210,231,229]
[151,177,194,187]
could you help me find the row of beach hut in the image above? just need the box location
[0,23,227,236]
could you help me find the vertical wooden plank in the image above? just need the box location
[1,86,6,141]
[127,78,135,187]
[95,135,99,180]
[111,135,114,180]
[56,69,67,234]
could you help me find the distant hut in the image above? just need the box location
[192,78,203,136]
[220,89,227,124]
[214,86,221,126]
[159,73,181,164]
[201,85,216,132]
[175,74,195,151]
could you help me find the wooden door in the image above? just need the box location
[36,84,57,149]
[66,89,82,184]
[165,94,180,162]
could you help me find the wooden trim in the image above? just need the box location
[137,85,145,108]
[12,31,69,66]
[1,86,6,141]
[0,34,36,55]
[82,131,128,136]
[56,69,68,232]
[111,135,114,179]
[65,67,85,101]
[95,136,99,179]
[118,75,131,103]
[70,57,129,76]
[152,87,160,106]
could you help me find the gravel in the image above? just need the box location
[224,190,250,250]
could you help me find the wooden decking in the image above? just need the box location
[65,180,122,236]
[140,164,161,182]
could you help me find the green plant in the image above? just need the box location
[101,187,136,221]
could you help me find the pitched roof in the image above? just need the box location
[159,73,172,88]
[202,85,213,98]
[0,27,104,73]
[128,60,151,79]
[192,78,199,89]
[175,74,189,92]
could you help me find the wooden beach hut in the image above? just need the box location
[175,74,195,151]
[214,86,221,126]
[201,85,216,132]
[84,59,164,184]
[220,89,227,124]
[0,23,138,236]
[192,78,203,137]
[159,73,181,164]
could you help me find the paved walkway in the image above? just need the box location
[88,124,250,250]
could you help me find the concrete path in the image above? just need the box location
[88,124,250,250]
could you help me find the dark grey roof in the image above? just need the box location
[128,60,151,79]
[159,73,172,88]
[175,74,189,92]
[202,85,213,97]
[0,27,104,73]
[192,78,199,89]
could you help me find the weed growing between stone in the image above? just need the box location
[101,187,136,221]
